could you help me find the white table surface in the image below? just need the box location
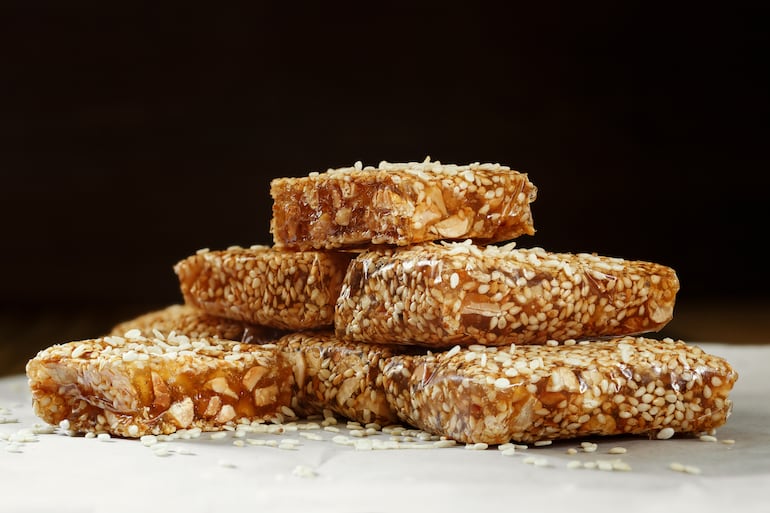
[2,342,769,513]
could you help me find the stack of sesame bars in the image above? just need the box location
[26,159,738,444]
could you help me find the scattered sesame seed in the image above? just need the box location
[670,462,702,474]
[140,435,158,446]
[152,447,172,457]
[291,465,318,478]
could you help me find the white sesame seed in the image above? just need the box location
[699,434,718,442]
[657,427,676,440]
[494,377,511,389]
[124,329,142,339]
[153,447,172,457]
[292,465,318,478]
[597,460,614,471]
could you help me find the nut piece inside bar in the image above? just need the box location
[336,241,680,347]
[25,332,294,437]
[174,245,354,331]
[381,337,738,444]
[270,159,537,250]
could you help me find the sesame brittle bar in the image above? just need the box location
[270,159,537,250]
[275,331,403,426]
[336,241,680,347]
[382,337,737,444]
[109,304,286,344]
[174,246,354,331]
[26,332,295,437]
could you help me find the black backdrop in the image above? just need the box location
[2,3,768,327]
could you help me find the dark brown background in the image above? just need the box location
[2,3,768,374]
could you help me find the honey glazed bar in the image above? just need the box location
[109,304,286,344]
[381,336,737,444]
[275,331,403,426]
[270,159,537,250]
[26,331,296,437]
[336,241,680,348]
[174,245,354,331]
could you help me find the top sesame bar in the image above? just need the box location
[270,158,538,250]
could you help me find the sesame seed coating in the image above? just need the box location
[270,158,537,250]
[25,332,295,438]
[109,304,287,344]
[275,331,404,426]
[336,241,680,347]
[381,336,737,444]
[174,245,354,330]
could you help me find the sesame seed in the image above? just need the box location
[291,465,318,478]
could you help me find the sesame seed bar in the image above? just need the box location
[270,159,537,250]
[174,246,354,330]
[26,332,295,437]
[336,241,680,347]
[109,304,286,344]
[275,331,403,426]
[381,337,738,444]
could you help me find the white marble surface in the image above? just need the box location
[2,343,769,513]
